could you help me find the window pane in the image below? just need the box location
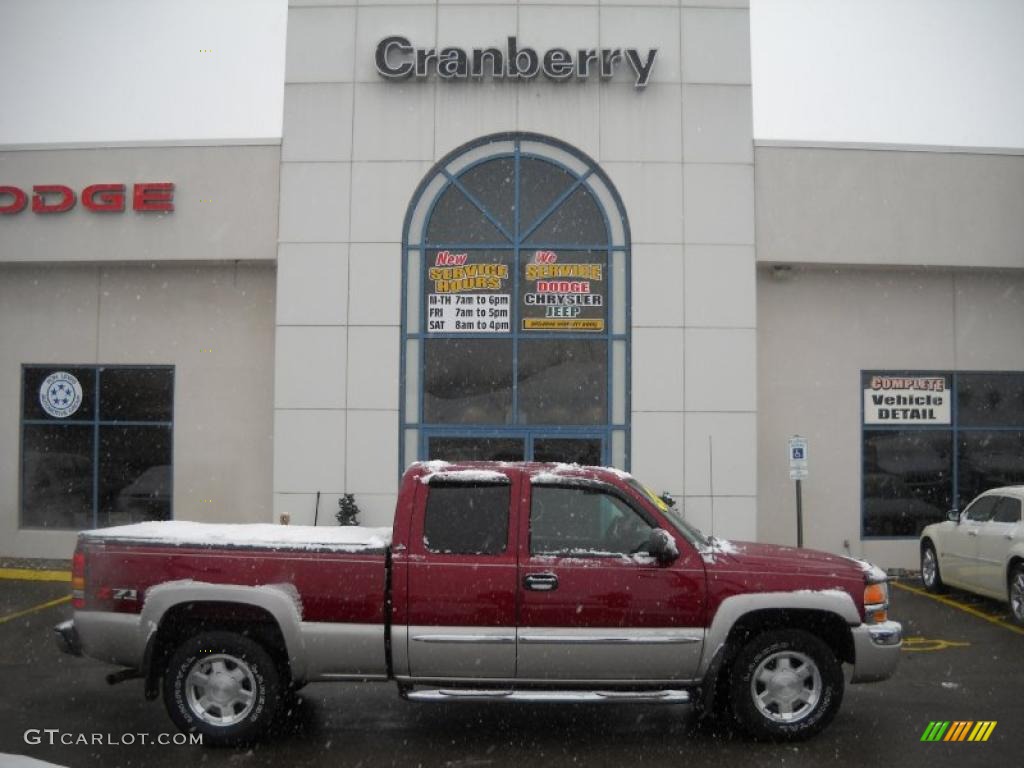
[993,497,1023,524]
[958,373,1024,427]
[23,367,95,422]
[963,495,999,522]
[428,437,524,462]
[423,483,510,555]
[518,340,607,425]
[98,426,172,526]
[525,186,607,246]
[533,438,602,466]
[530,486,653,556]
[458,157,516,236]
[863,430,951,537]
[99,368,173,422]
[518,158,576,237]
[957,430,1024,505]
[423,339,513,424]
[22,424,94,529]
[520,249,607,333]
[425,184,508,244]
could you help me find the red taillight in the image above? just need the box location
[71,548,86,609]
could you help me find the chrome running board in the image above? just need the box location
[405,689,690,704]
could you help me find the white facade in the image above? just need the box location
[273,0,758,539]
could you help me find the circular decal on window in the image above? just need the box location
[39,371,83,418]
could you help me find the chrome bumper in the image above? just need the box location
[54,619,82,656]
[849,620,902,683]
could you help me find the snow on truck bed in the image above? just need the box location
[80,520,393,552]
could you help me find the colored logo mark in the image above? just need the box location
[920,721,997,742]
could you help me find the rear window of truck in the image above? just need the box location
[423,482,511,555]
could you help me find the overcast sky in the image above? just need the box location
[0,0,1021,149]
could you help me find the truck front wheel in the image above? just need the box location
[728,629,843,741]
[163,630,281,747]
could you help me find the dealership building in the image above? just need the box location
[2,0,1023,569]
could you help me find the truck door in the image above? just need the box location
[516,481,706,683]
[402,472,519,681]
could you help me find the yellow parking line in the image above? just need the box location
[0,595,71,625]
[0,567,71,582]
[892,580,1024,636]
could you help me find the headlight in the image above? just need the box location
[863,581,889,624]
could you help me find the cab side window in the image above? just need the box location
[530,485,654,556]
[423,482,510,555]
[992,497,1023,524]
[964,496,999,522]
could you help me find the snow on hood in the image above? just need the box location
[81,521,392,552]
[844,556,890,583]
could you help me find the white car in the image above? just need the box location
[920,486,1024,624]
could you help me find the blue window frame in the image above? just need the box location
[400,133,631,472]
[20,364,174,529]
[861,370,1024,538]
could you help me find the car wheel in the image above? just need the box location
[1009,564,1024,626]
[163,630,281,747]
[921,540,942,593]
[728,629,844,741]
[921,541,946,594]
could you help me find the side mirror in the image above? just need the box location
[947,509,960,523]
[647,528,679,564]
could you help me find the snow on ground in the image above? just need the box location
[0,755,69,768]
[81,521,392,551]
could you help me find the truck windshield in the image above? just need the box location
[626,478,708,548]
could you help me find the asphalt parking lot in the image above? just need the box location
[0,573,1020,768]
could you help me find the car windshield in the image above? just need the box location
[626,478,709,548]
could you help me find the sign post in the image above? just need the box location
[788,436,808,547]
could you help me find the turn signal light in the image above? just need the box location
[864,583,886,606]
[863,581,889,624]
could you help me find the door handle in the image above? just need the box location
[524,573,559,591]
[967,530,978,536]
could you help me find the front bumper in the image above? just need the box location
[849,620,902,683]
[54,619,82,656]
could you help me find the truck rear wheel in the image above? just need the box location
[163,630,281,747]
[728,629,843,741]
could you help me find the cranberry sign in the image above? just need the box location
[0,183,175,215]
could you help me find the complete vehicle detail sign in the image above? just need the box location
[376,36,658,89]
[863,374,951,425]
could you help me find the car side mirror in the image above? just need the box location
[646,528,679,564]
[948,509,960,523]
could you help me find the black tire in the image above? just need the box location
[728,629,843,741]
[921,540,947,594]
[163,630,281,747]
[1009,563,1024,627]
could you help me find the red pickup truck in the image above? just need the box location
[57,462,901,745]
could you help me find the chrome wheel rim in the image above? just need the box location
[1011,572,1024,622]
[922,548,938,587]
[185,653,257,727]
[750,650,822,723]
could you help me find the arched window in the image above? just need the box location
[401,133,630,469]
